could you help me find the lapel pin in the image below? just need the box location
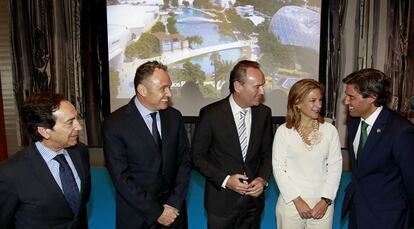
[376,128,381,133]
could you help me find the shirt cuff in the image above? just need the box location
[221,175,230,188]
[164,204,179,213]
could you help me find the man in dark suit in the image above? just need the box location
[192,60,273,229]
[103,61,191,229]
[341,68,414,229]
[0,93,91,228]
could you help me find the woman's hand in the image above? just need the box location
[292,196,312,219]
[311,199,328,219]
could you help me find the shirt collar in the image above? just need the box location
[229,94,250,116]
[35,141,66,162]
[361,106,383,126]
[134,96,154,118]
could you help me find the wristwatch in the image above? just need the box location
[263,181,269,191]
[321,197,332,206]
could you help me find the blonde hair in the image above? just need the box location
[286,79,325,129]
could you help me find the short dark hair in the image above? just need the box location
[21,93,66,142]
[134,61,168,89]
[229,60,261,93]
[342,68,391,107]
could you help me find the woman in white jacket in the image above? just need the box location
[272,79,342,229]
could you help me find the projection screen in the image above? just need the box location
[107,0,322,116]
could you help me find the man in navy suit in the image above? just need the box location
[103,61,191,229]
[192,60,273,229]
[0,93,91,228]
[341,68,414,229]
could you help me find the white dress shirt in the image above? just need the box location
[134,96,162,138]
[352,106,382,158]
[221,95,252,188]
[35,141,81,192]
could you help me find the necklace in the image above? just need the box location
[297,120,323,151]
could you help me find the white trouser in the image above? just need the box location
[275,196,334,229]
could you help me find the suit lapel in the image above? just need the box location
[28,144,74,215]
[126,100,161,156]
[159,110,170,169]
[67,147,87,209]
[221,99,245,162]
[245,107,258,162]
[68,147,85,183]
[348,117,359,164]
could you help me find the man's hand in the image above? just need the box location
[157,204,179,226]
[226,174,249,195]
[245,177,267,197]
[293,196,312,219]
[311,199,328,219]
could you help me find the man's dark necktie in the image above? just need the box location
[357,121,369,163]
[150,112,162,151]
[54,154,80,214]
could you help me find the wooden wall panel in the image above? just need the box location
[0,0,21,156]
[0,75,7,160]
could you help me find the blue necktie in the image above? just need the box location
[54,154,80,214]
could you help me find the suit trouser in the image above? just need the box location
[140,209,188,229]
[276,196,334,229]
[207,195,262,229]
[118,202,188,229]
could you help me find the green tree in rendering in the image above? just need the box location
[187,35,203,48]
[182,61,205,85]
[193,0,214,9]
[167,15,178,34]
[217,64,234,89]
[225,8,254,37]
[172,0,179,8]
[200,84,219,97]
[125,33,160,59]
[182,0,189,7]
[192,0,201,8]
[209,52,234,89]
[253,19,295,74]
[136,33,160,58]
[210,52,221,68]
[163,0,170,8]
[234,0,283,16]
[216,13,233,37]
[109,67,120,98]
[258,35,295,75]
[210,52,221,88]
[151,21,166,33]
[107,0,119,5]
[173,61,205,85]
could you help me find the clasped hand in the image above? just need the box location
[293,196,328,219]
[157,204,180,226]
[226,174,266,197]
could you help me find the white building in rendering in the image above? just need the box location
[235,5,254,16]
[107,4,160,69]
[212,0,236,9]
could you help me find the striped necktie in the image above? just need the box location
[238,109,248,161]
